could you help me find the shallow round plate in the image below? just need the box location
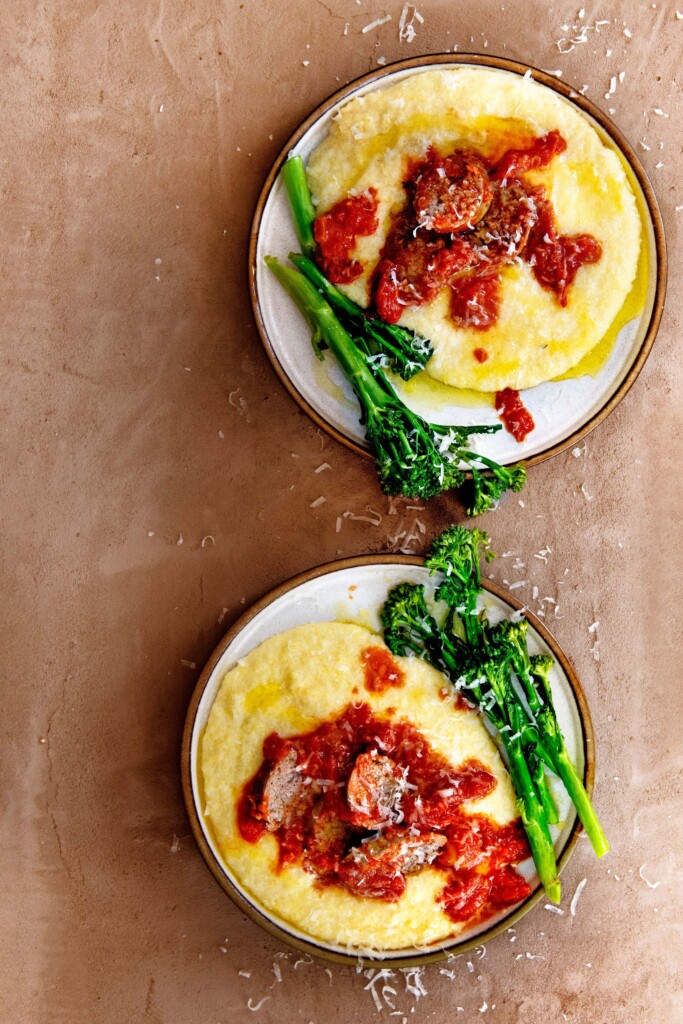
[250,54,665,469]
[182,556,595,965]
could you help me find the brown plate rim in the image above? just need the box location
[181,554,596,967]
[249,52,666,469]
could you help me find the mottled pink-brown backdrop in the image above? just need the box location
[2,1,681,1021]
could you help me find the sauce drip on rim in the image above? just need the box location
[238,689,531,923]
[495,387,536,443]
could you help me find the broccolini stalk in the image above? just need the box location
[281,156,317,260]
[381,582,503,729]
[529,749,560,825]
[426,529,603,844]
[289,251,433,381]
[266,257,523,513]
[503,703,561,903]
[266,256,375,387]
[530,656,610,858]
[479,655,560,900]
[423,527,556,812]
[494,619,559,824]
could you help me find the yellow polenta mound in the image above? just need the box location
[307,68,641,392]
[200,622,518,951]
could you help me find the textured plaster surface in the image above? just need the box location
[1,1,681,1021]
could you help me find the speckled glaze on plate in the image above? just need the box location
[181,556,595,966]
[249,54,665,470]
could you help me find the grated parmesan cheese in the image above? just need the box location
[362,15,392,34]
[570,877,587,915]
[399,4,423,43]
[639,864,661,889]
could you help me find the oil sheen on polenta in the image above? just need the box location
[200,622,519,951]
[307,68,642,392]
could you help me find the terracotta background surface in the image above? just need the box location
[2,1,681,1021]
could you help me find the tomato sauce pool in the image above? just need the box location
[313,188,379,284]
[361,646,405,693]
[237,693,531,924]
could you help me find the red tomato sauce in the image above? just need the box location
[313,188,379,284]
[361,646,405,693]
[438,684,474,713]
[525,187,603,306]
[492,129,568,180]
[494,387,535,443]
[237,700,531,921]
[437,811,531,921]
[449,274,502,332]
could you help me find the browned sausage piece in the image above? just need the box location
[413,149,492,233]
[466,179,538,273]
[304,811,352,877]
[257,747,312,831]
[362,829,446,874]
[337,828,446,900]
[346,750,405,828]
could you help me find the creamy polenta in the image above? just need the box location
[306,68,641,392]
[200,622,521,951]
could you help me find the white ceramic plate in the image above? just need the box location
[183,556,594,965]
[250,56,665,468]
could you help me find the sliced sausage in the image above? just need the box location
[346,751,405,828]
[257,747,312,831]
[337,828,446,900]
[466,179,538,273]
[413,149,492,233]
[304,811,352,878]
